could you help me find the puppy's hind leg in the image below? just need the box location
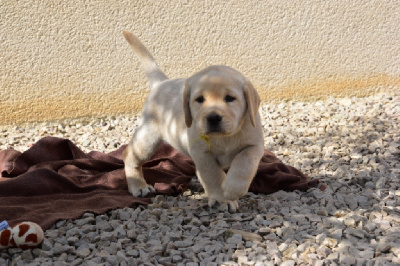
[123,123,161,197]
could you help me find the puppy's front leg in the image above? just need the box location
[223,145,264,202]
[192,154,226,205]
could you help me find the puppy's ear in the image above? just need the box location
[243,80,260,127]
[183,81,193,128]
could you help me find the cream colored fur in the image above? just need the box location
[122,31,264,211]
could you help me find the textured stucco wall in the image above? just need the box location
[1,0,399,125]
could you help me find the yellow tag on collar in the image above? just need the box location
[200,135,211,152]
[191,134,211,153]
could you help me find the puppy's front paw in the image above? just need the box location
[208,197,218,208]
[127,179,155,197]
[207,194,225,208]
[208,198,239,213]
[227,200,239,213]
[222,179,248,202]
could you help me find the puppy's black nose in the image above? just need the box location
[207,113,222,126]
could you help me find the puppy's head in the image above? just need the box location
[183,66,260,136]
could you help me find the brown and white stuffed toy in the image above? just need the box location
[0,221,44,249]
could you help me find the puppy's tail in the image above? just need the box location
[122,31,168,89]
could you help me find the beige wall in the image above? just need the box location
[1,0,399,125]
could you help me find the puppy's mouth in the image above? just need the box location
[205,128,225,135]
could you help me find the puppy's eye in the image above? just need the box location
[224,95,236,103]
[195,96,205,103]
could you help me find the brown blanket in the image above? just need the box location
[0,137,322,230]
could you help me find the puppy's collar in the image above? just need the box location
[191,134,211,153]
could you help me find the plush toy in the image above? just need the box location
[0,221,44,249]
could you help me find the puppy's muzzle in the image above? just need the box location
[206,113,223,133]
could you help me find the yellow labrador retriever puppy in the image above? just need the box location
[122,31,264,211]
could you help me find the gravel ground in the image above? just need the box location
[1,92,399,266]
